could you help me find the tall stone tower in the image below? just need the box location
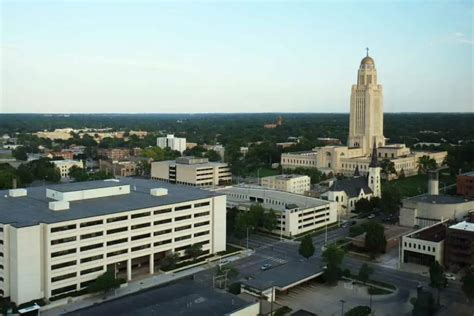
[348,49,385,155]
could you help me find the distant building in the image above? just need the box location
[157,134,186,153]
[51,159,83,180]
[457,171,474,198]
[128,130,148,139]
[260,174,310,195]
[326,146,382,217]
[97,148,130,161]
[401,221,449,267]
[281,151,318,169]
[240,147,249,157]
[47,151,75,160]
[203,144,225,161]
[444,215,474,270]
[35,128,74,140]
[317,137,341,145]
[218,185,336,237]
[186,142,198,150]
[151,156,231,187]
[263,116,283,129]
[276,142,298,149]
[99,159,136,177]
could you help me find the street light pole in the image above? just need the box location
[246,226,250,250]
[340,299,345,316]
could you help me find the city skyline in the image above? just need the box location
[1,1,473,114]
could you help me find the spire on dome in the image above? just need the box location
[369,141,378,168]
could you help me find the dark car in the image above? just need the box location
[260,263,272,271]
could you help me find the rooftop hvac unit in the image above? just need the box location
[150,188,168,197]
[8,188,27,197]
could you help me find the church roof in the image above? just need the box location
[329,176,373,198]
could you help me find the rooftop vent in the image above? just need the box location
[150,188,168,197]
[8,188,27,197]
[49,201,70,211]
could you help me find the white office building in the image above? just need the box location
[151,156,232,187]
[52,159,83,180]
[217,186,336,237]
[157,134,187,153]
[0,179,226,305]
[260,174,311,195]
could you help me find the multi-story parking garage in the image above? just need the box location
[0,178,226,305]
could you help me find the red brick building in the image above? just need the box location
[47,151,74,160]
[457,171,474,198]
[97,148,130,161]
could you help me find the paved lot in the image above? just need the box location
[277,281,413,316]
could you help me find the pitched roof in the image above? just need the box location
[329,176,372,198]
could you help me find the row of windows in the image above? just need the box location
[404,242,436,253]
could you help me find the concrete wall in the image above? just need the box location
[212,195,227,253]
[9,225,43,304]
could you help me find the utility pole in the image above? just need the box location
[340,299,345,316]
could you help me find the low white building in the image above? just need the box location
[52,159,83,180]
[157,134,186,153]
[151,156,232,187]
[260,174,310,195]
[217,186,337,237]
[401,221,448,267]
[281,151,318,169]
[0,179,226,305]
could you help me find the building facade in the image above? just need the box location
[281,151,318,170]
[260,174,311,195]
[218,186,336,237]
[0,179,226,304]
[151,157,232,187]
[157,134,186,153]
[457,171,474,198]
[97,148,131,161]
[444,217,474,270]
[52,160,83,180]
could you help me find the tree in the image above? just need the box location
[364,222,386,256]
[262,209,277,232]
[86,270,123,295]
[69,165,90,182]
[462,272,474,300]
[205,150,221,162]
[358,263,373,284]
[417,155,437,174]
[185,244,204,261]
[299,235,315,259]
[345,306,371,316]
[379,186,401,214]
[354,198,372,214]
[233,212,253,239]
[379,158,397,179]
[412,289,436,316]
[160,252,180,271]
[429,261,445,306]
[12,146,28,161]
[322,244,344,285]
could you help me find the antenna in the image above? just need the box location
[366,47,369,57]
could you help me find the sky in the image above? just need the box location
[1,0,472,114]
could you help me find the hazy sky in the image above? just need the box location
[1,0,472,113]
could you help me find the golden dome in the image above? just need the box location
[361,56,374,65]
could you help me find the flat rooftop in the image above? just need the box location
[406,194,470,205]
[218,186,330,212]
[406,221,448,242]
[242,259,324,291]
[262,174,309,180]
[449,221,474,233]
[65,280,254,316]
[0,178,223,228]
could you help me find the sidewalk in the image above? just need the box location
[42,252,247,316]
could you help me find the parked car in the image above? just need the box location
[368,214,376,219]
[260,263,272,271]
[444,273,456,281]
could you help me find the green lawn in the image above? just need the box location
[383,173,456,198]
[246,167,280,178]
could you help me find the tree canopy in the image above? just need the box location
[299,235,315,259]
[322,244,345,285]
[364,222,386,256]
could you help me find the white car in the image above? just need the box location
[444,273,456,281]
[367,214,376,219]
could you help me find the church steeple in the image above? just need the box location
[369,141,378,168]
[368,140,381,197]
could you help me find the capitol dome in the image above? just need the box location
[360,56,374,65]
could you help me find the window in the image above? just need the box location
[80,266,103,275]
[175,215,192,222]
[51,236,76,245]
[107,249,128,257]
[80,243,103,252]
[51,248,76,258]
[52,272,77,283]
[51,224,76,233]
[175,204,192,211]
[131,222,151,230]
[154,229,172,236]
[107,227,128,234]
[131,211,151,219]
[131,233,151,241]
[175,225,191,232]
[194,201,210,208]
[195,221,210,228]
[81,231,103,240]
[51,260,76,270]
[51,285,77,296]
[154,208,172,215]
[194,231,210,237]
[107,238,128,246]
[175,235,191,242]
[154,219,172,225]
[154,239,172,246]
[107,215,128,223]
[132,244,151,252]
[80,220,103,228]
[80,255,103,264]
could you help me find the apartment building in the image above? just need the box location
[0,178,226,305]
[260,174,311,195]
[444,216,474,270]
[97,148,130,161]
[52,159,83,180]
[218,186,336,237]
[151,157,232,187]
[157,134,186,153]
